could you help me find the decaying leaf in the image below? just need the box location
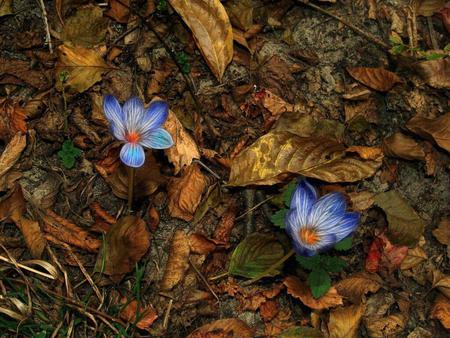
[188,233,216,255]
[347,67,402,92]
[364,313,408,338]
[160,230,190,290]
[415,0,446,16]
[187,318,253,338]
[0,0,12,16]
[168,0,233,81]
[192,183,221,224]
[56,44,112,93]
[168,164,207,221]
[12,215,47,259]
[228,132,382,186]
[0,57,51,90]
[433,219,450,246]
[0,133,27,180]
[400,245,427,270]
[94,216,150,279]
[225,0,253,31]
[382,132,426,160]
[280,326,324,338]
[0,99,27,142]
[365,233,409,273]
[284,276,343,310]
[119,299,158,331]
[328,303,365,338]
[105,0,130,23]
[348,191,375,212]
[375,190,425,247]
[213,203,237,244]
[335,272,382,303]
[406,112,450,153]
[228,233,285,279]
[428,269,450,298]
[415,59,450,89]
[163,109,200,174]
[430,294,450,329]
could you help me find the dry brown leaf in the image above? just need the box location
[168,164,207,221]
[105,0,130,23]
[160,230,190,290]
[415,0,446,16]
[348,191,375,212]
[335,272,382,303]
[415,59,450,89]
[56,44,112,93]
[382,132,426,160]
[428,269,450,298]
[94,216,150,280]
[0,186,26,222]
[364,313,407,338]
[406,112,450,153]
[400,245,427,270]
[168,0,233,81]
[433,219,450,246]
[163,109,200,174]
[0,99,27,142]
[0,57,51,90]
[346,146,383,160]
[347,67,402,92]
[187,318,253,338]
[328,303,365,338]
[11,214,47,259]
[188,233,216,255]
[0,170,22,192]
[0,133,27,180]
[284,276,343,310]
[430,294,450,329]
[251,89,294,116]
[260,299,279,322]
[213,203,237,244]
[119,299,158,330]
[228,132,382,186]
[225,0,253,31]
[0,0,12,16]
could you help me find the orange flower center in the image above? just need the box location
[125,132,140,144]
[299,228,320,245]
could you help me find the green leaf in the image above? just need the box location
[334,236,353,251]
[270,208,288,228]
[283,181,297,207]
[444,43,450,52]
[228,233,285,279]
[321,256,347,272]
[281,326,324,338]
[308,269,331,299]
[424,53,445,61]
[58,140,82,169]
[296,255,322,271]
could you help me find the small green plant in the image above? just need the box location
[175,51,191,74]
[390,36,449,60]
[58,140,82,169]
[156,0,167,12]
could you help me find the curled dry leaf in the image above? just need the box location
[168,0,233,81]
[160,230,190,290]
[168,164,207,222]
[406,112,450,153]
[187,318,253,338]
[430,294,450,329]
[0,133,27,179]
[328,303,365,338]
[433,219,450,246]
[0,99,27,142]
[364,313,408,338]
[228,132,382,186]
[163,109,200,174]
[188,233,217,255]
[335,272,382,303]
[415,59,449,89]
[382,132,425,160]
[347,67,402,92]
[94,216,150,280]
[56,44,111,93]
[119,299,158,331]
[283,276,343,310]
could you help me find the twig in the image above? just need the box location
[37,0,53,53]
[296,0,391,51]
[236,195,273,221]
[189,257,220,304]
[162,299,173,329]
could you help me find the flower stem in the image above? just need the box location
[127,166,136,213]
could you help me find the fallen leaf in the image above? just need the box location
[0,133,27,180]
[430,294,450,329]
[11,215,46,259]
[168,164,207,221]
[56,44,112,93]
[346,146,383,160]
[335,272,382,303]
[229,233,285,279]
[0,99,27,142]
[0,170,22,192]
[406,112,450,153]
[228,132,382,186]
[0,57,51,89]
[400,245,427,270]
[192,182,221,224]
[428,269,450,298]
[251,89,294,117]
[364,313,407,338]
[415,0,446,16]
[433,219,450,246]
[415,58,450,89]
[348,191,375,212]
[224,0,253,31]
[119,299,158,330]
[382,132,426,160]
[284,276,343,310]
[163,109,200,174]
[0,0,12,16]
[328,303,365,338]
[168,0,233,81]
[365,233,409,273]
[187,318,253,338]
[188,233,216,255]
[213,203,237,244]
[105,0,130,23]
[260,299,279,322]
[280,326,324,338]
[62,5,108,47]
[160,230,190,290]
[347,67,402,92]
[94,216,150,280]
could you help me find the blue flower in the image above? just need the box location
[103,95,173,168]
[285,180,359,257]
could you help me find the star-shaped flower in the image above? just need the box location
[103,95,173,168]
[285,180,360,256]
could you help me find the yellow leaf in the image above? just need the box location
[228,132,382,186]
[168,0,233,81]
[56,44,112,93]
[328,303,365,338]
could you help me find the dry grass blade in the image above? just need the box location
[0,255,57,280]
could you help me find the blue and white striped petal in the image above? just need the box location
[138,100,169,133]
[120,143,145,168]
[123,97,145,133]
[103,95,125,140]
[308,192,346,232]
[333,212,360,242]
[139,128,173,149]
[290,180,318,227]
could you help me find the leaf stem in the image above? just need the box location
[242,248,295,286]
[127,166,136,213]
